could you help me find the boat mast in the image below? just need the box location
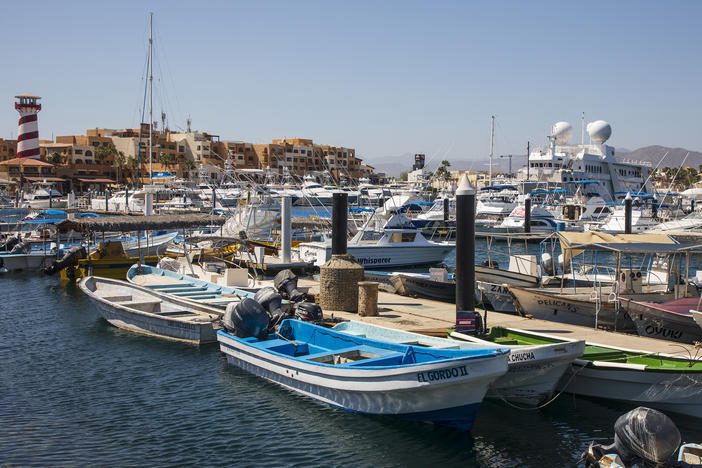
[489,115,494,186]
[149,12,153,185]
[581,111,585,145]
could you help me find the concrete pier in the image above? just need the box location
[303,279,701,358]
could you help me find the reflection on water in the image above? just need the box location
[1,272,701,467]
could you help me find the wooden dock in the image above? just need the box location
[301,279,702,358]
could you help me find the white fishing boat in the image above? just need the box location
[508,284,676,331]
[298,213,454,268]
[332,321,584,406]
[79,276,223,344]
[218,319,509,430]
[471,327,702,419]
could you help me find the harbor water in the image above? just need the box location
[3,272,702,467]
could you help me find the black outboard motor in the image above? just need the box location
[43,245,87,275]
[254,287,286,327]
[0,236,20,252]
[481,259,499,269]
[295,302,323,324]
[10,241,32,255]
[223,298,270,339]
[274,269,306,302]
[584,407,684,468]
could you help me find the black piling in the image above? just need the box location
[651,198,658,220]
[443,197,450,222]
[692,199,696,213]
[105,189,109,212]
[624,192,633,234]
[332,192,348,255]
[212,187,217,209]
[455,175,478,334]
[524,194,531,234]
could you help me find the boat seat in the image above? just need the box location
[173,291,219,297]
[303,346,363,361]
[118,300,162,312]
[103,295,133,303]
[154,310,198,317]
[343,352,405,367]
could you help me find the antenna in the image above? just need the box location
[489,115,495,186]
[161,111,166,132]
[581,111,585,145]
[186,116,192,133]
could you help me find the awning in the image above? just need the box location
[555,231,677,264]
[23,176,66,182]
[77,178,116,184]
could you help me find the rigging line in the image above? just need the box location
[153,26,185,129]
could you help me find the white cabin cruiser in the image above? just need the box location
[298,213,454,268]
[20,183,66,209]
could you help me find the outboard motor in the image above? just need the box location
[295,302,323,324]
[274,269,306,302]
[10,242,32,255]
[43,245,87,276]
[481,259,499,269]
[0,236,20,252]
[222,298,270,339]
[254,287,285,327]
[583,407,684,468]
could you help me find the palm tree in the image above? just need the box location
[182,159,195,180]
[113,151,126,184]
[49,151,62,165]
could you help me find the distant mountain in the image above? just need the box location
[616,146,702,168]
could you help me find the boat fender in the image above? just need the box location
[223,298,270,339]
[584,407,681,467]
[274,269,306,302]
[295,302,323,324]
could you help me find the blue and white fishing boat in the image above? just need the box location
[217,319,509,430]
[333,321,584,406]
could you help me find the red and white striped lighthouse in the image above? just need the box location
[14,94,41,160]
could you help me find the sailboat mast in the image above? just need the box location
[149,12,153,185]
[489,115,495,186]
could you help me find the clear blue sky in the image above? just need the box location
[0,0,699,168]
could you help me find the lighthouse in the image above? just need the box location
[14,94,41,159]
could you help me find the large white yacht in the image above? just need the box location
[518,120,652,202]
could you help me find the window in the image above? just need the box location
[197,146,201,150]
[74,149,83,155]
[179,146,185,152]
[85,150,92,157]
[92,141,99,147]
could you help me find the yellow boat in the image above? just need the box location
[61,241,160,281]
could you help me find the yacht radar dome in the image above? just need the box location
[586,120,612,144]
[551,121,573,145]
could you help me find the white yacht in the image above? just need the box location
[20,182,66,209]
[298,213,454,268]
[518,120,652,202]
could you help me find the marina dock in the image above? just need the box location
[303,279,702,358]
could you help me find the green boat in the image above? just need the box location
[452,326,702,419]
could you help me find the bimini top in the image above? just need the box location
[569,242,702,254]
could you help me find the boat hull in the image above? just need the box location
[0,252,53,272]
[621,298,702,344]
[218,331,507,430]
[474,265,539,287]
[80,277,220,344]
[509,286,642,331]
[558,360,702,419]
[300,243,454,269]
[391,274,456,302]
[476,282,516,313]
